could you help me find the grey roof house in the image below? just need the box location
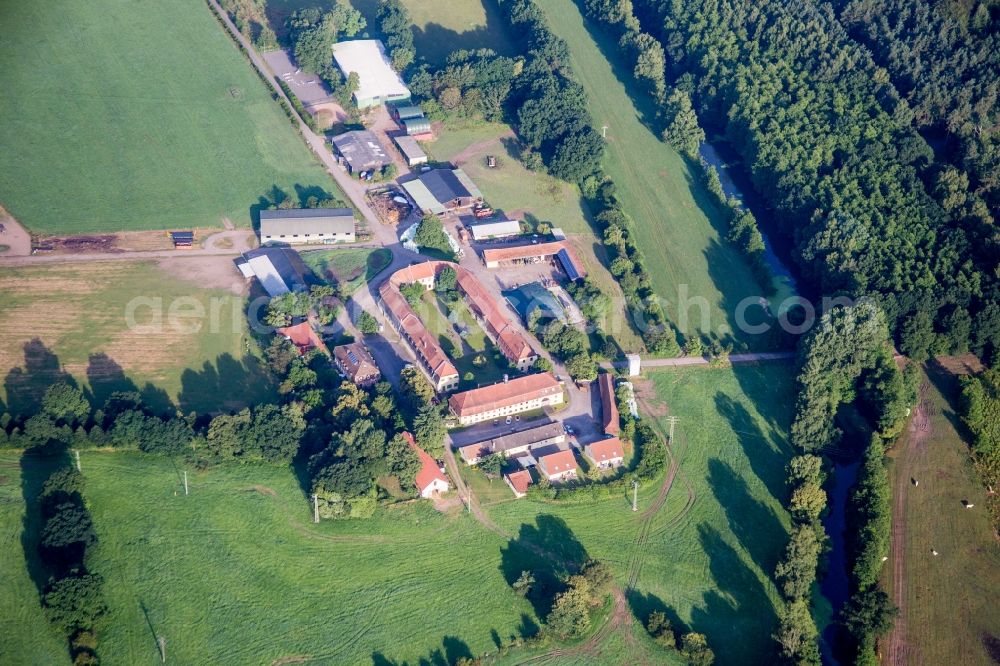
[259,208,355,245]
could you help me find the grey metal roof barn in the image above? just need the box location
[402,117,432,136]
[331,130,391,174]
[401,168,483,214]
[393,104,424,120]
[393,135,427,166]
[260,208,355,237]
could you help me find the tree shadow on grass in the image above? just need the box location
[690,523,779,665]
[176,353,276,415]
[85,353,175,417]
[714,391,790,501]
[370,634,474,666]
[706,457,787,578]
[3,338,74,418]
[625,589,687,636]
[499,514,588,620]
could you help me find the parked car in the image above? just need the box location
[505,416,512,425]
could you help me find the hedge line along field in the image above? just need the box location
[535,0,772,349]
[0,259,274,416]
[42,451,534,665]
[0,455,71,665]
[0,0,336,234]
[479,364,799,665]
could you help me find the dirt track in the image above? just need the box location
[885,381,933,665]
[0,209,31,257]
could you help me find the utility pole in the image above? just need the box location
[601,124,609,138]
[312,494,320,524]
[666,415,679,445]
[183,471,189,496]
[632,480,638,512]
[74,449,81,472]
[157,636,166,663]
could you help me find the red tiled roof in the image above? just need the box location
[506,469,533,495]
[379,279,458,385]
[448,373,561,418]
[403,432,449,493]
[333,343,380,382]
[382,260,536,377]
[598,373,620,435]
[276,322,328,356]
[538,449,577,477]
[585,437,624,463]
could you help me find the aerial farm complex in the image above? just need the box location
[6,0,989,663]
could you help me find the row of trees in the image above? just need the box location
[19,383,109,665]
[772,455,826,663]
[645,611,716,665]
[536,319,598,383]
[632,0,997,361]
[959,368,1000,532]
[37,465,106,666]
[285,5,365,106]
[781,302,913,663]
[377,0,416,72]
[841,437,897,665]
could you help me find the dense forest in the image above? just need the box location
[628,0,998,359]
[835,0,1000,216]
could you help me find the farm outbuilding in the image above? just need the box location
[259,208,355,245]
[401,168,483,215]
[332,130,391,176]
[402,116,432,138]
[235,247,309,297]
[392,105,424,121]
[170,231,194,248]
[469,219,521,241]
[393,135,427,166]
[331,40,411,109]
[481,241,588,280]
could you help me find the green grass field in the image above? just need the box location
[0,363,797,665]
[0,457,71,665]
[7,451,533,665]
[536,0,774,350]
[470,363,799,664]
[0,260,274,416]
[883,365,1000,665]
[301,246,392,294]
[0,0,337,234]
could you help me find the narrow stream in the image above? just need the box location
[819,458,860,665]
[698,142,800,305]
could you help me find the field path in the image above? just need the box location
[0,209,31,257]
[885,382,932,665]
